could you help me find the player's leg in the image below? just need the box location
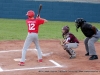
[88,37,99,60]
[32,33,42,62]
[20,34,32,62]
[67,43,79,49]
[64,43,77,59]
[66,48,76,59]
[67,43,78,59]
[84,37,90,56]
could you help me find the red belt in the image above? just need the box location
[28,32,37,33]
[29,32,34,33]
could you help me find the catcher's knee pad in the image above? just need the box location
[63,44,68,50]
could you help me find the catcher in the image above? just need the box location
[61,26,79,59]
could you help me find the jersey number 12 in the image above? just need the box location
[29,23,35,30]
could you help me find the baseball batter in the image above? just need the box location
[19,10,47,66]
[75,18,100,60]
[61,26,79,59]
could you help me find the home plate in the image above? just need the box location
[14,58,26,61]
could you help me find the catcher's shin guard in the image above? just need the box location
[66,48,76,58]
[66,50,72,55]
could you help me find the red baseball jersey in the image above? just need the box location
[26,18,44,33]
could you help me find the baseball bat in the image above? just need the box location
[37,4,42,17]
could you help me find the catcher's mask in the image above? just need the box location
[75,18,86,32]
[62,26,70,38]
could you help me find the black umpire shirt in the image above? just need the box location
[80,22,96,38]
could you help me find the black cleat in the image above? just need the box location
[85,52,89,56]
[70,55,76,59]
[89,55,98,60]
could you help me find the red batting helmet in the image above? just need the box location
[26,10,35,17]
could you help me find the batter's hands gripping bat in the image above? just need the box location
[37,4,42,17]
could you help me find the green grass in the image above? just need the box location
[0,18,100,41]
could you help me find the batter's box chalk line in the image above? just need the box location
[29,49,53,57]
[14,58,26,61]
[0,67,3,72]
[0,49,63,72]
[0,49,53,57]
[0,60,63,72]
[49,60,63,67]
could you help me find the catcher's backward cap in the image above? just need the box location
[26,10,35,17]
[75,18,86,24]
[62,26,69,30]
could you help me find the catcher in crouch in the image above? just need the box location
[61,26,79,59]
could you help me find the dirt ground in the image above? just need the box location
[0,40,100,75]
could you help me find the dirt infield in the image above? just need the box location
[0,40,100,75]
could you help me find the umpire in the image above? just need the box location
[75,18,100,60]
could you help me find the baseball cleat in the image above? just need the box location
[89,55,98,60]
[70,55,76,59]
[38,59,42,63]
[18,62,25,66]
[85,52,89,56]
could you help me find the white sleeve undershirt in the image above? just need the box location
[66,37,70,42]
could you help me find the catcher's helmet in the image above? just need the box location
[26,10,35,18]
[75,18,86,31]
[62,26,70,34]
